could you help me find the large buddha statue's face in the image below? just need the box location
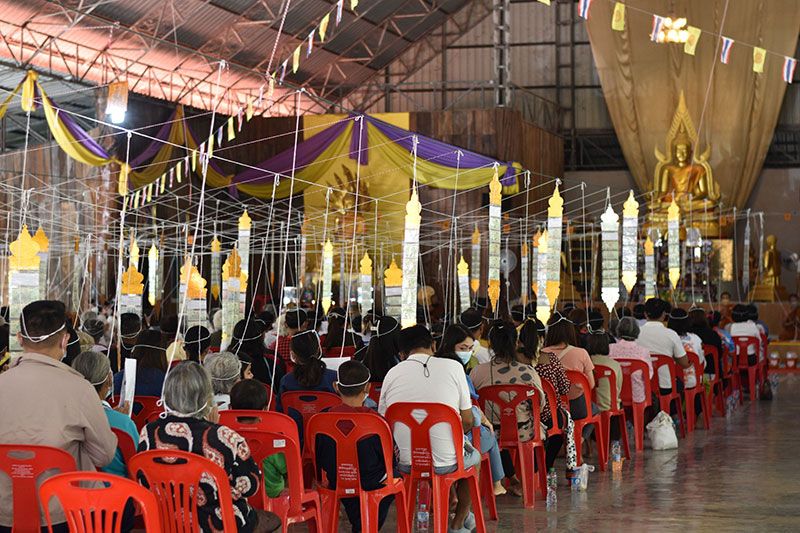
[675,143,690,165]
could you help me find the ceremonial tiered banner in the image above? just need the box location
[321,240,334,314]
[148,243,160,307]
[545,187,564,307]
[667,200,681,289]
[401,190,422,327]
[358,252,373,314]
[238,210,251,281]
[487,171,502,311]
[457,254,470,313]
[536,230,550,322]
[384,259,402,321]
[179,258,208,329]
[644,236,656,299]
[8,226,41,352]
[520,241,529,306]
[600,204,620,312]
[221,248,246,349]
[470,225,481,299]
[743,216,751,293]
[621,191,639,294]
[32,227,48,299]
[119,234,142,315]
[531,230,540,296]
[210,236,221,302]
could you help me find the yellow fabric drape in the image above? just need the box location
[0,82,23,120]
[586,0,800,208]
[128,107,187,188]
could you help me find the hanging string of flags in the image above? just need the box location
[560,0,798,84]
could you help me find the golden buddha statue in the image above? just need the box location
[750,234,789,301]
[648,92,722,237]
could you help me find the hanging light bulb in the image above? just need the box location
[106,81,128,124]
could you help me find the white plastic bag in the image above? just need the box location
[646,410,678,450]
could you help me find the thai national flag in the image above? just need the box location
[784,56,797,83]
[651,15,664,42]
[720,37,734,64]
[578,0,592,19]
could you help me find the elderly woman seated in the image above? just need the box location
[138,362,280,532]
[204,351,242,410]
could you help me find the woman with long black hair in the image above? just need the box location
[358,315,401,382]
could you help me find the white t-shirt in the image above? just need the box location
[729,321,762,357]
[636,321,686,389]
[378,353,472,468]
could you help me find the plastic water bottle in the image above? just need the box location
[416,482,430,532]
[546,468,558,509]
[611,440,622,473]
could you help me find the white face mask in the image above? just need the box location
[455,350,473,365]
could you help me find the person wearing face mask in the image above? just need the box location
[275,329,337,415]
[460,308,491,366]
[72,350,138,478]
[139,362,281,532]
[0,301,117,533]
[436,324,508,496]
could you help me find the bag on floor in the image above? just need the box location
[646,410,678,450]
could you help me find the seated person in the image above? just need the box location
[229,379,287,499]
[139,362,280,532]
[113,329,167,398]
[728,304,761,365]
[379,325,479,532]
[709,311,735,353]
[184,325,212,362]
[637,298,689,395]
[204,351,242,410]
[316,361,395,533]
[72,350,138,478]
[688,308,722,375]
[608,317,653,404]
[359,315,401,382]
[322,307,363,354]
[585,332,622,412]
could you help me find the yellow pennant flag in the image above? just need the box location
[267,77,275,99]
[246,98,254,121]
[612,2,625,31]
[159,174,166,193]
[176,160,182,179]
[538,0,551,4]
[207,135,214,159]
[191,149,197,171]
[753,47,766,73]
[133,190,140,209]
[351,0,358,9]
[146,183,153,203]
[684,26,701,55]
[319,13,330,42]
[227,117,235,141]
[292,45,301,73]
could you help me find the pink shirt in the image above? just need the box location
[609,339,654,403]
[543,344,594,399]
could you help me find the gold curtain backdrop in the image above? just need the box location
[586,0,800,208]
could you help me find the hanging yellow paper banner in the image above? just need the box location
[191,149,197,171]
[118,164,130,197]
[133,190,140,209]
[146,183,153,203]
[159,174,166,193]
[319,13,330,41]
[611,2,625,31]
[246,98,254,121]
[684,26,701,55]
[227,117,235,141]
[753,47,766,73]
[207,135,214,160]
[176,160,182,179]
[351,0,358,9]
[292,45,301,73]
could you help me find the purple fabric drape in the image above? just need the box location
[129,109,179,168]
[364,115,518,187]
[38,88,111,161]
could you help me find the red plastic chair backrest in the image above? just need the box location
[324,346,356,358]
[565,370,595,414]
[111,427,137,472]
[306,412,399,497]
[650,354,679,391]
[367,382,383,405]
[732,336,759,368]
[111,396,164,431]
[684,352,705,385]
[614,358,652,405]
[384,402,469,476]
[280,391,342,425]
[0,445,77,532]
[40,472,161,532]
[539,379,562,432]
[593,364,621,410]
[128,449,238,533]
[477,384,543,446]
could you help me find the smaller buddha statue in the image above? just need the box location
[750,234,789,302]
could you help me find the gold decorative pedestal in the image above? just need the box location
[749,284,789,303]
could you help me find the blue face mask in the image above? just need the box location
[455,350,473,365]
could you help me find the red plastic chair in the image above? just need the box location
[384,402,486,533]
[615,358,652,452]
[306,412,410,533]
[280,391,342,423]
[323,345,356,358]
[469,416,498,520]
[367,382,384,406]
[111,427,137,472]
[219,410,321,531]
[564,370,607,471]
[733,336,761,401]
[539,379,564,439]
[0,444,76,532]
[477,384,546,508]
[40,472,161,532]
[592,365,631,462]
[720,344,743,405]
[112,396,164,431]
[683,352,712,432]
[650,355,686,438]
[128,449,239,532]
[702,344,726,416]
